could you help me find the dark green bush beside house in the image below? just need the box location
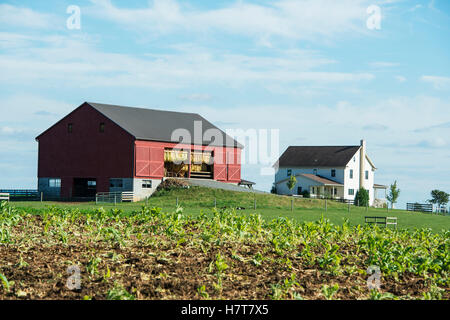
[354,188,369,207]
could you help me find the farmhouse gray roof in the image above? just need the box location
[275,174,343,186]
[275,146,361,168]
[87,102,243,148]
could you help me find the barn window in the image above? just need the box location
[68,123,73,133]
[49,179,61,188]
[99,123,105,133]
[110,179,123,188]
[331,169,336,177]
[349,169,353,179]
[142,180,152,189]
[87,180,96,189]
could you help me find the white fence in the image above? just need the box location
[96,192,134,204]
[0,193,10,202]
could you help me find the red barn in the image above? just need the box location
[36,102,243,200]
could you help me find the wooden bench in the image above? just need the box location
[365,216,397,229]
[0,193,10,202]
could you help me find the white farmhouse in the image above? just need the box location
[273,140,386,206]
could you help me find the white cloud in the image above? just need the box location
[0,34,374,89]
[394,75,406,82]
[0,4,54,29]
[421,75,450,89]
[416,137,447,148]
[0,95,73,127]
[88,0,373,43]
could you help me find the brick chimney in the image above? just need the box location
[359,139,366,189]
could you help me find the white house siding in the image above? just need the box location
[343,152,376,205]
[363,157,375,206]
[344,152,360,203]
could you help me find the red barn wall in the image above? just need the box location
[134,141,241,183]
[37,103,135,198]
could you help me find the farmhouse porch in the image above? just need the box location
[309,185,344,199]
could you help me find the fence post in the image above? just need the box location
[214,197,216,208]
[176,197,179,207]
[348,202,350,213]
[41,192,43,203]
[325,199,327,212]
[114,194,117,206]
[96,194,98,205]
[291,198,293,212]
[254,198,256,210]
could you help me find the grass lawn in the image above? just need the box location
[10,186,450,233]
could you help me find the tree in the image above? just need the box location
[386,181,400,209]
[354,188,369,207]
[286,175,297,194]
[429,190,449,209]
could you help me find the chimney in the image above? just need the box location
[359,139,366,189]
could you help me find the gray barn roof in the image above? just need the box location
[47,102,242,148]
[275,146,361,167]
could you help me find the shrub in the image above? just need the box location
[300,190,310,198]
[354,188,369,207]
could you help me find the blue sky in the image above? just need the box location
[0,0,449,208]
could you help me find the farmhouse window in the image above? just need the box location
[365,170,369,180]
[348,189,355,196]
[297,187,302,195]
[350,169,353,179]
[49,178,61,188]
[331,169,336,177]
[313,169,317,175]
[287,169,292,177]
[68,123,73,133]
[110,179,123,188]
[100,123,105,133]
[142,180,152,189]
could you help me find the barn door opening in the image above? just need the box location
[73,178,97,198]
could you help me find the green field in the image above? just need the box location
[12,186,450,233]
[1,196,448,300]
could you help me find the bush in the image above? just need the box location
[271,186,277,194]
[300,190,310,198]
[354,188,369,207]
